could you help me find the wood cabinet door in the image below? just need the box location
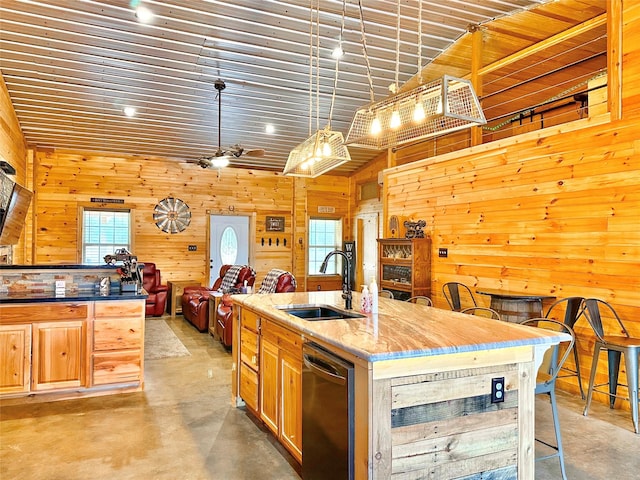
[0,324,31,394]
[259,337,279,434]
[280,349,302,462]
[239,362,259,413]
[31,321,86,391]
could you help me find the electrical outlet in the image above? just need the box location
[188,245,197,251]
[491,377,505,403]
[438,248,448,258]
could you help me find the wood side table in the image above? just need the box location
[208,291,223,338]
[167,280,200,318]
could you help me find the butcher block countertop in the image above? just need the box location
[231,290,566,362]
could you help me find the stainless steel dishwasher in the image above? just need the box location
[302,342,354,480]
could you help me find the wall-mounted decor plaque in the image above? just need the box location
[266,216,285,232]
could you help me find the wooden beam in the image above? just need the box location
[608,0,622,120]
[471,27,484,146]
[478,14,607,76]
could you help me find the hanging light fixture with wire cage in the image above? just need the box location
[346,75,486,150]
[283,0,351,177]
[345,0,486,151]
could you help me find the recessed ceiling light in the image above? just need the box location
[123,106,137,117]
[265,124,275,134]
[331,46,344,59]
[135,5,154,24]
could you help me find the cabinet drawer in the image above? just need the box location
[94,300,144,318]
[241,308,260,333]
[92,351,142,385]
[93,317,143,351]
[240,327,259,370]
[0,303,88,323]
[262,320,302,355]
[239,363,259,412]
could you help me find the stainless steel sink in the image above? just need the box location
[275,304,366,321]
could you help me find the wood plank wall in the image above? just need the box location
[294,175,351,291]
[30,149,349,289]
[0,74,30,264]
[381,2,640,407]
[386,108,639,404]
[388,114,639,305]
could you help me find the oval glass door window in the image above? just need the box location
[220,226,238,265]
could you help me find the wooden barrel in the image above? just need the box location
[490,298,543,323]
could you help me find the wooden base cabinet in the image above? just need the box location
[0,298,145,400]
[0,324,31,395]
[235,308,303,463]
[91,300,144,386]
[259,336,279,434]
[32,321,86,391]
[238,308,261,413]
[259,319,303,462]
[279,349,302,458]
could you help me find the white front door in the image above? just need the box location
[209,215,250,287]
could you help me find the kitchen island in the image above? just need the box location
[0,265,147,401]
[231,291,567,480]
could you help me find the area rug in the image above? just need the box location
[145,319,191,360]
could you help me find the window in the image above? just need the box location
[82,209,131,264]
[220,226,238,265]
[308,218,342,275]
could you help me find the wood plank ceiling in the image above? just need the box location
[0,0,606,175]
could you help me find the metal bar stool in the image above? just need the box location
[379,289,394,299]
[520,318,575,480]
[442,282,477,311]
[460,306,502,321]
[406,296,432,306]
[545,297,586,399]
[579,298,640,434]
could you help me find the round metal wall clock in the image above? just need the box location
[153,197,191,234]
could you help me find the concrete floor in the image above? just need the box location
[1,315,638,479]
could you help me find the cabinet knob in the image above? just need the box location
[252,355,257,364]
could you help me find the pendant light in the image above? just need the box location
[345,0,486,150]
[283,0,351,177]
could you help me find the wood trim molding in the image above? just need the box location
[478,14,607,76]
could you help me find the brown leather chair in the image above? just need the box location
[180,265,232,331]
[182,265,255,332]
[216,270,296,348]
[141,262,169,317]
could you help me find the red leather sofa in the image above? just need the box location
[142,262,169,317]
[182,265,255,332]
[215,269,296,348]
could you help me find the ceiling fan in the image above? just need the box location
[195,79,265,170]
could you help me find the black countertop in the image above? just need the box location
[0,290,148,304]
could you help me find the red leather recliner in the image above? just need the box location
[180,265,231,331]
[215,270,297,348]
[142,263,169,317]
[182,265,255,332]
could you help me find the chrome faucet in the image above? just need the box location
[319,250,353,310]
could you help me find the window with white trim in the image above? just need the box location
[308,218,342,275]
[81,209,131,264]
